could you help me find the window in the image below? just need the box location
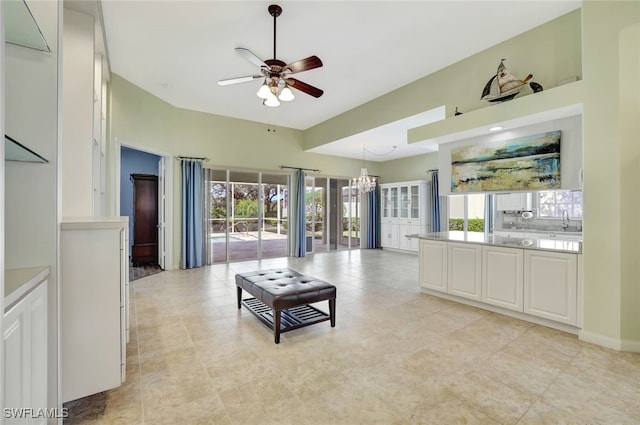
[448,194,485,232]
[537,190,583,219]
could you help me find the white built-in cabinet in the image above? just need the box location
[380,181,429,252]
[3,271,48,425]
[62,7,109,217]
[61,218,129,402]
[482,246,524,312]
[524,250,577,325]
[419,240,580,327]
[496,193,532,211]
[447,243,482,300]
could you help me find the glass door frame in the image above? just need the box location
[207,168,290,263]
[305,175,360,253]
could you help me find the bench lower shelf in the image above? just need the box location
[241,297,332,343]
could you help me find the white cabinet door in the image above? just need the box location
[390,187,399,218]
[482,246,524,311]
[3,281,48,425]
[409,184,421,219]
[496,193,532,211]
[381,220,398,249]
[524,250,577,325]
[399,186,410,219]
[419,240,448,292]
[4,302,27,416]
[448,242,482,300]
[381,187,391,219]
[398,221,421,251]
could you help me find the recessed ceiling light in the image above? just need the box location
[489,126,503,132]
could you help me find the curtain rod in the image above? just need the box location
[177,156,210,162]
[279,165,320,172]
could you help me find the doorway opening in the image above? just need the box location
[305,176,361,253]
[206,169,289,263]
[120,146,168,278]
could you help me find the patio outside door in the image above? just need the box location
[207,170,289,263]
[305,176,360,253]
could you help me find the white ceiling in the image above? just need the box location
[100,0,580,161]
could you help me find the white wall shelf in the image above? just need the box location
[407,81,583,147]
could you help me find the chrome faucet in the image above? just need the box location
[562,209,570,231]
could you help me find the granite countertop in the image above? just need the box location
[5,266,50,312]
[411,231,582,254]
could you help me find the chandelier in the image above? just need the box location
[353,145,376,193]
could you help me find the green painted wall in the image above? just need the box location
[108,75,377,267]
[581,0,640,349]
[304,10,582,152]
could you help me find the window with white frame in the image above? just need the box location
[537,190,583,219]
[448,194,485,231]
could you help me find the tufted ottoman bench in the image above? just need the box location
[235,269,336,343]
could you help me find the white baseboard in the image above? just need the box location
[578,330,640,352]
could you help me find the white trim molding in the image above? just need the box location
[579,330,640,353]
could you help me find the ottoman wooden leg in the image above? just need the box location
[237,287,242,309]
[329,298,336,327]
[274,309,281,344]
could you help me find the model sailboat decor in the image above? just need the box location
[481,59,543,102]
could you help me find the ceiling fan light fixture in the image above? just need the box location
[278,86,295,101]
[218,4,323,106]
[264,93,280,107]
[256,82,271,99]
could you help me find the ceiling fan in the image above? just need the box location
[217,4,324,107]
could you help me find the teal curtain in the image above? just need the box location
[293,169,306,257]
[180,160,204,268]
[431,171,441,232]
[366,185,380,248]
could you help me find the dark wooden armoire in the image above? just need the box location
[130,173,158,265]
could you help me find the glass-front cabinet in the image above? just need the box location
[379,180,430,252]
[400,186,409,218]
[410,185,420,218]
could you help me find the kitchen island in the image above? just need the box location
[414,231,582,333]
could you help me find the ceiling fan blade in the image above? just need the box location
[285,78,324,98]
[236,47,269,69]
[284,55,323,74]
[217,75,263,86]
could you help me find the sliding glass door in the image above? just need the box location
[260,173,289,259]
[227,171,259,261]
[305,176,360,253]
[207,169,289,263]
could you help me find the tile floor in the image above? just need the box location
[65,249,640,425]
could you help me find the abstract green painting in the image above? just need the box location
[451,131,561,192]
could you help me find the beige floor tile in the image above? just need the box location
[479,348,562,396]
[518,400,607,425]
[541,365,640,423]
[64,250,640,425]
[446,369,538,424]
[397,397,502,425]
